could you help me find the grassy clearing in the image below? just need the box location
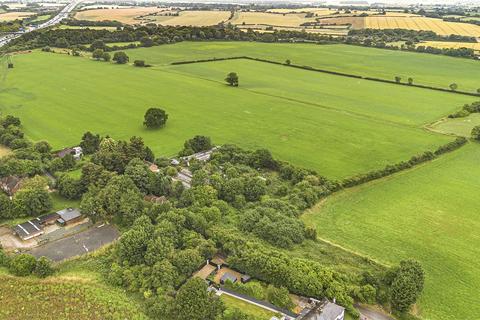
[221,294,277,320]
[430,113,480,137]
[123,42,480,93]
[51,192,81,211]
[302,142,480,320]
[0,274,147,320]
[1,51,456,179]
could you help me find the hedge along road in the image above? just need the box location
[1,51,462,179]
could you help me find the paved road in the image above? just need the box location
[29,224,119,261]
[0,0,83,48]
[356,305,395,320]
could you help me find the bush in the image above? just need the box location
[34,256,54,278]
[9,254,37,276]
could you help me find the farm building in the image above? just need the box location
[181,147,218,163]
[13,212,61,241]
[296,299,345,320]
[56,208,83,226]
[57,146,83,160]
[0,175,23,197]
[13,219,43,241]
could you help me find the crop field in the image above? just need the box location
[0,11,35,21]
[123,42,480,93]
[229,11,316,27]
[151,10,230,26]
[2,48,472,178]
[0,275,148,319]
[74,7,165,24]
[365,16,480,37]
[418,40,480,52]
[302,143,480,320]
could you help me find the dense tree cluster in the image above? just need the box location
[448,101,480,118]
[0,248,54,278]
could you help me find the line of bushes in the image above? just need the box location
[448,101,480,118]
[341,137,467,188]
[171,56,248,65]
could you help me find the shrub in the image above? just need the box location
[9,254,37,276]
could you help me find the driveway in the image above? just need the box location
[356,305,395,320]
[28,224,119,261]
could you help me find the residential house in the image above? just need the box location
[57,146,83,160]
[0,175,23,197]
[296,299,345,320]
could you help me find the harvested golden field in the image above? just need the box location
[267,8,338,15]
[319,16,365,29]
[365,16,480,37]
[74,7,164,24]
[0,11,35,22]
[418,41,480,52]
[229,11,316,27]
[153,10,230,26]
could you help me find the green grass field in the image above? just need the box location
[0,275,148,320]
[1,50,464,179]
[302,142,480,320]
[431,113,480,137]
[123,42,480,93]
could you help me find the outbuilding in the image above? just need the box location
[14,220,44,241]
[220,272,238,284]
[56,208,82,226]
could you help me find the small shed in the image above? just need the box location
[36,212,60,226]
[241,274,251,283]
[56,208,82,226]
[220,272,238,284]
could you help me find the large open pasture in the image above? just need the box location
[302,142,480,320]
[123,42,480,93]
[1,49,466,179]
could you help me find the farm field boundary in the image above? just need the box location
[170,56,480,97]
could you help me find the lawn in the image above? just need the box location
[1,51,462,178]
[0,275,148,320]
[221,294,278,319]
[302,142,480,320]
[122,42,480,93]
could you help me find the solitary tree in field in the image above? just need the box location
[134,60,145,67]
[395,76,402,83]
[449,83,458,91]
[113,51,129,64]
[471,125,480,141]
[225,72,239,87]
[408,77,414,85]
[285,59,291,65]
[477,88,480,94]
[144,108,168,128]
[92,49,104,60]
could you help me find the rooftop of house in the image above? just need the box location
[0,175,23,195]
[296,299,345,320]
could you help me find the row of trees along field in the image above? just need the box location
[3,23,478,60]
[0,112,427,319]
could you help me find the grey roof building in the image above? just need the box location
[14,220,43,241]
[56,208,82,225]
[220,272,238,284]
[296,299,345,320]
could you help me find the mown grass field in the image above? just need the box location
[123,42,480,93]
[0,275,148,320]
[0,50,463,178]
[302,142,480,320]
